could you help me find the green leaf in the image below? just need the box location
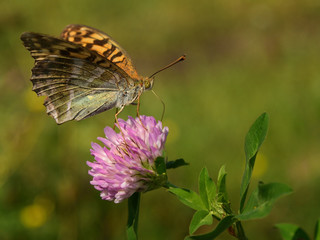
[166,158,189,169]
[155,157,166,175]
[189,210,213,234]
[275,223,310,240]
[126,192,141,240]
[217,165,228,203]
[240,112,269,212]
[199,168,216,210]
[314,218,320,240]
[185,215,236,240]
[236,182,292,221]
[168,187,206,211]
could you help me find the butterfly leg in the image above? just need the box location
[136,94,141,117]
[114,105,129,145]
[113,108,119,130]
[114,106,124,129]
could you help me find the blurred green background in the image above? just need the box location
[1,0,320,239]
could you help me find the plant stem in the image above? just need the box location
[235,221,248,240]
[126,192,141,240]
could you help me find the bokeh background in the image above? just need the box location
[1,0,320,239]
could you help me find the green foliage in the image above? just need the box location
[275,218,320,240]
[169,166,231,236]
[240,112,269,212]
[154,157,167,175]
[168,113,293,239]
[127,193,141,240]
[166,158,189,169]
[185,215,236,240]
[168,187,206,211]
[315,218,320,240]
[146,157,168,191]
[217,165,228,205]
[189,210,213,235]
[275,223,310,240]
[171,165,235,239]
[198,168,216,210]
[237,182,292,221]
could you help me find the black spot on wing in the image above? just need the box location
[85,43,93,48]
[73,37,82,42]
[93,38,109,45]
[103,44,116,57]
[66,47,82,53]
[59,50,71,57]
[110,51,123,62]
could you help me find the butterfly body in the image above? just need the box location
[21,25,153,124]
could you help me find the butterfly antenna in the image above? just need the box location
[151,90,166,121]
[149,55,186,78]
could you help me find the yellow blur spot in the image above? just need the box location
[20,197,54,228]
[252,153,269,178]
[20,204,47,228]
[24,90,45,112]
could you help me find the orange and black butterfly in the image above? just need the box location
[21,24,185,124]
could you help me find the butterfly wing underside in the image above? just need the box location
[21,32,130,124]
[61,24,140,80]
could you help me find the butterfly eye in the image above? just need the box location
[144,78,153,90]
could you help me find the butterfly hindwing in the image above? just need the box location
[61,24,140,79]
[21,32,129,124]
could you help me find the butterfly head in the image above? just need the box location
[142,77,154,91]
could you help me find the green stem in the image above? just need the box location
[126,192,141,240]
[235,221,248,240]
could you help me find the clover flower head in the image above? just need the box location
[87,115,169,203]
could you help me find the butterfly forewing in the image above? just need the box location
[21,32,138,124]
[61,24,140,79]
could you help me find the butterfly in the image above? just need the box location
[21,24,185,124]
